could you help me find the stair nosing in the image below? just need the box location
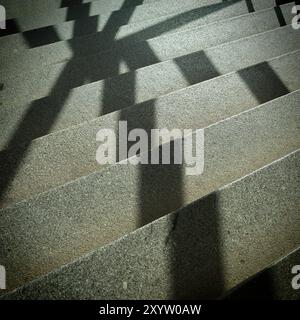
[1,88,299,211]
[2,148,299,297]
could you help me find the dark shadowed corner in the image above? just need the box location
[1,0,259,298]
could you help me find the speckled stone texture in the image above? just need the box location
[225,247,300,300]
[2,21,299,109]
[0,0,299,300]
[2,0,223,32]
[1,53,299,207]
[2,0,166,20]
[1,26,299,136]
[1,3,294,68]
[0,0,286,56]
[2,150,299,299]
[0,92,299,292]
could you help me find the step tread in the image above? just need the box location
[0,0,299,300]
[224,246,300,300]
[2,149,299,298]
[1,2,293,68]
[1,4,295,89]
[0,91,299,291]
[0,0,283,54]
[1,0,221,34]
[2,0,160,19]
[1,49,299,207]
[1,25,298,122]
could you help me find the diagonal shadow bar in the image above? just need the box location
[2,0,291,298]
[1,0,241,205]
[0,0,144,203]
[62,0,242,58]
[3,0,242,48]
[1,0,239,297]
[238,61,290,104]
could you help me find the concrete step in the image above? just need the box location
[1,25,299,119]
[1,2,294,68]
[1,0,223,35]
[0,0,286,54]
[0,4,293,68]
[1,3,295,95]
[1,50,299,207]
[0,91,299,291]
[0,0,241,45]
[224,246,300,300]
[2,149,299,299]
[2,0,158,19]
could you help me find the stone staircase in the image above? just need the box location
[0,0,299,299]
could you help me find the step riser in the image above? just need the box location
[1,51,300,207]
[2,0,158,19]
[1,5,295,96]
[0,0,241,48]
[2,150,299,299]
[0,92,299,291]
[1,0,299,301]
[2,0,220,34]
[1,3,294,68]
[1,26,299,125]
[0,0,284,55]
[225,247,300,300]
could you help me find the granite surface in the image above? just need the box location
[2,150,299,299]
